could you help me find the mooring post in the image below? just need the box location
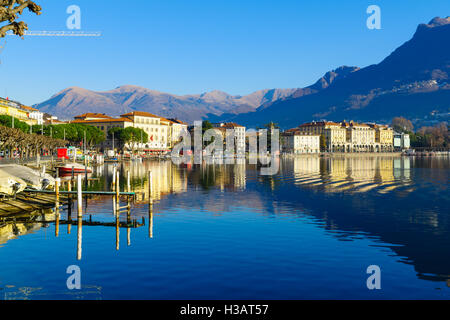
[42,165,46,177]
[115,215,120,251]
[77,174,82,218]
[127,170,131,193]
[84,161,88,189]
[148,170,153,205]
[112,166,116,190]
[116,170,120,209]
[77,217,82,261]
[55,207,60,238]
[148,204,153,239]
[55,178,60,205]
[127,209,131,246]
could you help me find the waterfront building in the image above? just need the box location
[212,122,246,152]
[0,97,44,125]
[72,114,133,135]
[341,121,376,152]
[21,105,44,125]
[282,130,320,154]
[394,132,410,151]
[297,121,347,152]
[72,112,189,152]
[167,118,189,148]
[369,124,394,152]
[120,111,171,151]
[296,120,394,152]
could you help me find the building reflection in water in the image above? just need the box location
[1,156,415,251]
[3,156,447,284]
[288,156,412,194]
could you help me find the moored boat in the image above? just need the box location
[57,163,92,176]
[0,164,55,190]
[0,169,27,196]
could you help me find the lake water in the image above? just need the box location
[0,156,449,300]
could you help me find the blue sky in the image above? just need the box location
[0,0,448,105]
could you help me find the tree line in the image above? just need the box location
[0,115,106,158]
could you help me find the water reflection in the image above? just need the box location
[286,156,413,193]
[0,155,449,292]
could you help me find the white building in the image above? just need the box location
[283,132,320,154]
[394,132,410,150]
[121,111,170,150]
[212,122,246,153]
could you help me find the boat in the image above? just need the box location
[56,163,92,176]
[0,169,27,196]
[0,165,55,190]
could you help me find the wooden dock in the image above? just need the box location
[0,192,67,216]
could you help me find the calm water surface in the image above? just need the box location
[0,156,449,299]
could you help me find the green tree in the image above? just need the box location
[202,120,215,148]
[31,123,105,147]
[0,115,30,133]
[108,127,148,152]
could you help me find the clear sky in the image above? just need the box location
[0,0,448,105]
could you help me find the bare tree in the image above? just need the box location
[0,1,42,38]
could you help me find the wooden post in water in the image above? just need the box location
[115,215,120,251]
[77,174,82,218]
[127,170,131,193]
[116,170,120,212]
[55,207,60,238]
[112,166,116,190]
[67,195,72,235]
[148,204,153,239]
[148,170,153,205]
[55,178,60,205]
[84,160,88,189]
[77,217,82,260]
[127,209,131,246]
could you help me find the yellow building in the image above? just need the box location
[0,98,34,125]
[341,121,376,152]
[370,124,394,152]
[298,121,346,152]
[296,120,394,152]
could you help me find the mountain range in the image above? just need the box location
[34,85,298,122]
[33,16,450,128]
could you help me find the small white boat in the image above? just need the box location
[0,169,27,196]
[0,165,55,190]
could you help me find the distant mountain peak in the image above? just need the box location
[416,16,450,33]
[426,16,450,28]
[313,66,360,90]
